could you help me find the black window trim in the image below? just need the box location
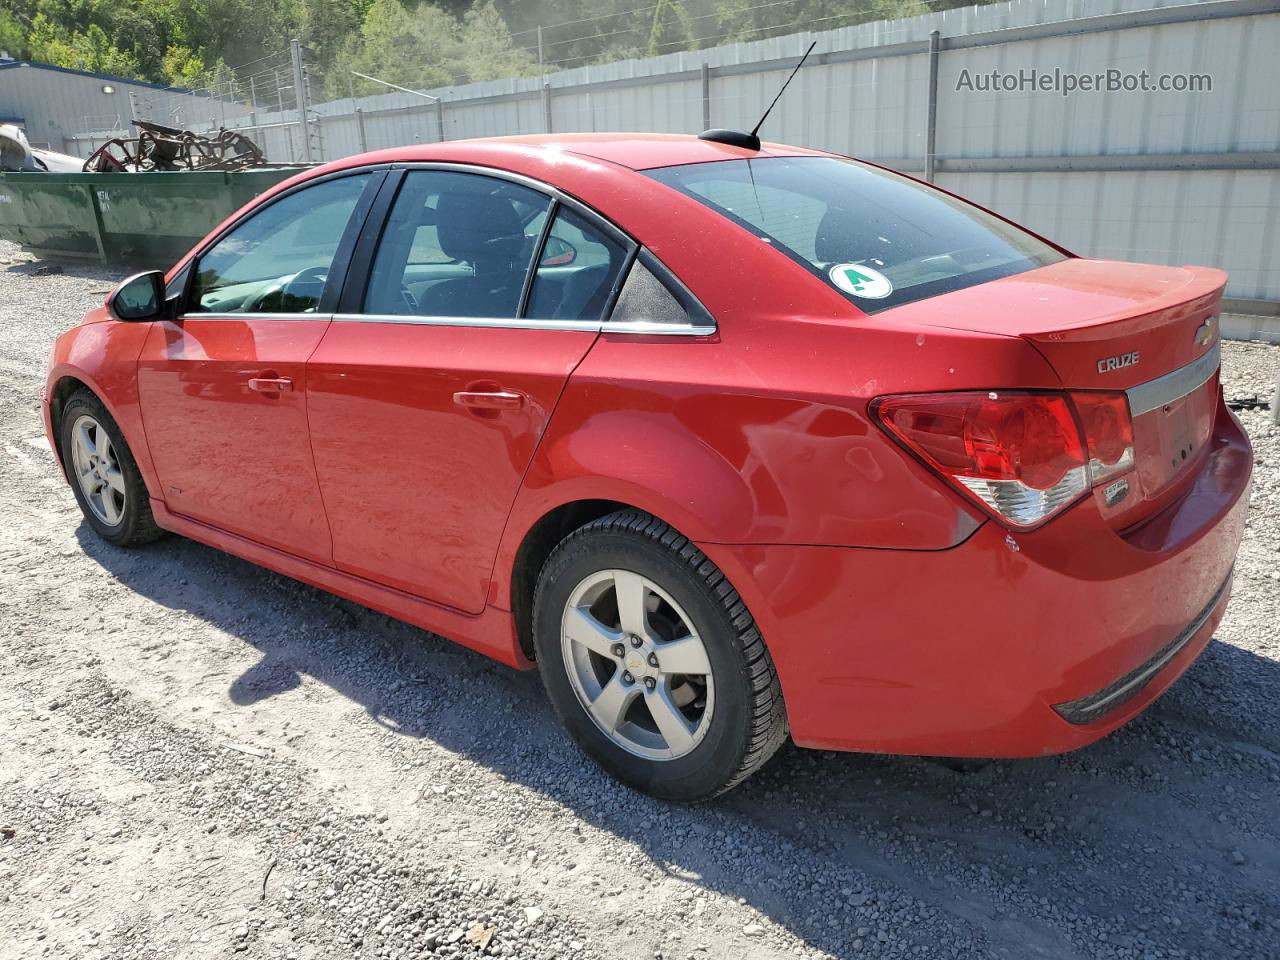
[176,165,391,320]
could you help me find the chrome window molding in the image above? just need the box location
[601,318,717,336]
[330,312,716,336]
[390,161,633,251]
[1126,339,1220,417]
[178,312,329,322]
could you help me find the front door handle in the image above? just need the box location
[453,389,525,410]
[248,376,294,393]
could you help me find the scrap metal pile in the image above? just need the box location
[82,120,265,173]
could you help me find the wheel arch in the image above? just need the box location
[505,485,745,663]
[48,373,99,478]
[508,498,632,661]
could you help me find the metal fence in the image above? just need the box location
[160,0,1280,306]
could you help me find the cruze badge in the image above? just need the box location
[1097,351,1139,374]
[1193,316,1216,347]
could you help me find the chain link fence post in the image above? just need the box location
[290,39,312,163]
[924,29,941,182]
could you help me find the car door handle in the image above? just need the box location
[453,390,525,410]
[248,376,294,393]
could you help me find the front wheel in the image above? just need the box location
[59,389,164,547]
[533,510,787,800]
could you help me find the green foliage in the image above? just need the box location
[330,0,535,98]
[28,14,142,78]
[0,9,32,59]
[716,0,929,42]
[647,0,696,57]
[3,0,989,99]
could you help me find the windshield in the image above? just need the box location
[645,156,1065,313]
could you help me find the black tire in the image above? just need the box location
[533,509,787,801]
[59,389,165,547]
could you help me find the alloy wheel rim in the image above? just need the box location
[560,569,715,761]
[70,414,126,526]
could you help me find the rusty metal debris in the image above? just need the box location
[82,120,265,173]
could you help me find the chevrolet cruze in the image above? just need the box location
[43,133,1251,799]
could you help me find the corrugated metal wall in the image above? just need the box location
[227,0,1280,302]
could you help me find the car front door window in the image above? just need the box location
[191,173,372,314]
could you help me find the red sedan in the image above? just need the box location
[43,133,1251,800]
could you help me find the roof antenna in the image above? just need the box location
[699,41,817,151]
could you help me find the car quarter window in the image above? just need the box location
[525,206,629,321]
[362,171,552,319]
[608,257,693,326]
[190,173,372,315]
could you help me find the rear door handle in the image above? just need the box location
[248,376,294,393]
[453,390,525,410]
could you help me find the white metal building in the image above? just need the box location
[0,59,249,156]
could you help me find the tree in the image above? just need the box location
[329,0,532,98]
[27,13,142,79]
[162,44,215,88]
[2,0,999,99]
[459,1,535,82]
[302,0,361,92]
[647,0,696,57]
[0,10,31,59]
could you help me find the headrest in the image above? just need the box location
[814,205,859,264]
[435,191,525,265]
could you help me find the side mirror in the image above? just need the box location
[108,271,166,321]
[539,236,578,267]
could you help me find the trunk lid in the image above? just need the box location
[882,258,1226,529]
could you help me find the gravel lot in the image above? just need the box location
[0,237,1277,960]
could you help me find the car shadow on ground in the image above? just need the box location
[77,524,1280,960]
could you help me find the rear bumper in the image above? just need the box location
[1050,570,1230,725]
[702,403,1252,757]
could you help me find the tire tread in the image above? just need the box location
[62,388,165,547]
[534,508,788,798]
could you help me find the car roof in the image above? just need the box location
[361,132,829,172]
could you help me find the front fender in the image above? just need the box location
[45,317,158,494]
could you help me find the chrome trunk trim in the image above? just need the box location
[1126,339,1220,416]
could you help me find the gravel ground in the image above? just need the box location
[0,237,1277,960]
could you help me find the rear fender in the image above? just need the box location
[489,406,753,610]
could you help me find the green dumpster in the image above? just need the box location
[0,167,305,268]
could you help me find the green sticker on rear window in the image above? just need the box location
[829,263,893,299]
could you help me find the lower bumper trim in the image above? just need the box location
[1052,569,1232,726]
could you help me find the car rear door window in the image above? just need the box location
[362,171,551,318]
[646,156,1064,313]
[191,173,371,314]
[525,206,629,321]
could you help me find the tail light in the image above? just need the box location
[1072,391,1135,484]
[872,390,1135,529]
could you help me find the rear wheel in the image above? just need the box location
[533,509,787,800]
[59,390,164,547]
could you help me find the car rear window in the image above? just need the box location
[645,156,1065,313]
